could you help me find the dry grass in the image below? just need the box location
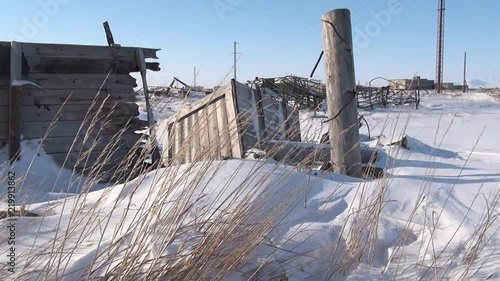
[0,86,498,281]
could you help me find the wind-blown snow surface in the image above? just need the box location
[1,92,499,280]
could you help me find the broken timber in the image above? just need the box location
[162,80,301,165]
[0,41,161,181]
[9,42,21,162]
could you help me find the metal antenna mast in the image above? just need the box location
[435,0,446,93]
[232,41,241,81]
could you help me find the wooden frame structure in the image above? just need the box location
[162,80,301,165]
[0,41,160,179]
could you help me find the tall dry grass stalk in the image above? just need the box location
[0,86,498,281]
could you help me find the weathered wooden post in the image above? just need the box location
[322,9,362,177]
[9,42,22,162]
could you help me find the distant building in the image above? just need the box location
[442,83,463,90]
[389,76,434,90]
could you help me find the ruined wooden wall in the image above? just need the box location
[0,43,10,147]
[163,80,301,165]
[0,42,160,178]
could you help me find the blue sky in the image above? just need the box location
[1,0,499,88]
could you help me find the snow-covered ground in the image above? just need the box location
[1,92,499,280]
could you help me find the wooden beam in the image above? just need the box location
[322,9,362,177]
[135,48,160,163]
[25,57,160,74]
[252,83,266,149]
[0,44,10,75]
[21,42,159,60]
[0,102,139,123]
[0,118,144,140]
[27,73,137,89]
[103,21,116,47]
[9,42,22,162]
[0,88,136,106]
[228,79,244,158]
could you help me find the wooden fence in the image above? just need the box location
[162,80,301,165]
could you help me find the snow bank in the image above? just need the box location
[0,92,499,280]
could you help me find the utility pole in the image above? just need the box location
[322,9,362,178]
[463,52,467,93]
[435,0,446,93]
[194,66,197,88]
[232,41,241,81]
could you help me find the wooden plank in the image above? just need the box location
[0,88,137,106]
[166,83,231,122]
[41,133,142,154]
[0,43,10,75]
[174,120,182,163]
[9,42,22,161]
[0,90,8,106]
[163,123,174,163]
[184,115,192,163]
[21,42,159,60]
[0,76,10,86]
[216,99,231,158]
[135,49,154,127]
[226,80,243,158]
[0,119,142,139]
[181,117,191,163]
[253,84,266,148]
[235,82,259,151]
[209,103,220,159]
[0,134,8,146]
[135,48,160,163]
[199,108,210,160]
[25,57,160,74]
[191,112,200,162]
[0,102,140,123]
[27,74,137,89]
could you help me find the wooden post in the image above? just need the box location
[135,48,160,163]
[9,42,22,162]
[322,9,362,177]
[252,81,266,148]
[103,21,116,47]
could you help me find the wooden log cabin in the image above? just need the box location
[0,41,160,181]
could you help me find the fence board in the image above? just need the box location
[161,80,302,165]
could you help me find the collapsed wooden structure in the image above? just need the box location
[0,41,160,179]
[163,80,301,164]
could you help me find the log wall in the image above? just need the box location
[0,41,160,180]
[0,43,10,147]
[162,80,301,165]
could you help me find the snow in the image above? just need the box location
[1,91,499,280]
[0,140,107,205]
